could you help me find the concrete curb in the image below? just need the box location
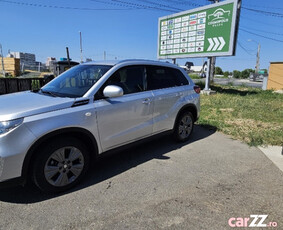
[258,146,283,172]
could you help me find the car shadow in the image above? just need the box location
[0,125,215,204]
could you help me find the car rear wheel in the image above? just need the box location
[173,111,194,142]
[32,137,90,193]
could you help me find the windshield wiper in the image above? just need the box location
[40,89,58,97]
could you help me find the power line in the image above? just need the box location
[240,26,283,37]
[240,28,283,43]
[136,0,183,11]
[111,0,178,12]
[240,15,283,28]
[0,0,140,11]
[242,7,283,18]
[91,0,180,12]
[237,42,254,56]
[244,4,283,11]
[90,0,145,10]
[160,0,202,7]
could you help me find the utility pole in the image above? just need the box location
[66,47,71,67]
[79,31,83,63]
[104,51,106,61]
[0,44,5,77]
[248,39,260,81]
[255,43,261,74]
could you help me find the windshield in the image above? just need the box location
[41,65,112,98]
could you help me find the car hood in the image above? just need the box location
[0,91,76,121]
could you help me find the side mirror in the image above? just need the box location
[103,85,124,98]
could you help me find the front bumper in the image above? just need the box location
[0,123,36,183]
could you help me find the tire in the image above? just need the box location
[32,137,90,193]
[173,111,194,142]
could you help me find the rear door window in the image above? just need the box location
[146,66,188,90]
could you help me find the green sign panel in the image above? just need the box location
[158,0,240,59]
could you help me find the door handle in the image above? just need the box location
[142,98,151,104]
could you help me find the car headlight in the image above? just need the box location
[0,118,24,135]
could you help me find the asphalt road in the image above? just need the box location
[0,126,282,230]
[194,78,263,88]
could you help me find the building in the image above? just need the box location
[8,52,36,69]
[46,57,56,67]
[180,62,207,74]
[46,57,57,73]
[0,57,20,76]
[54,60,79,76]
[267,62,283,90]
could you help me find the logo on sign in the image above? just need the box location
[208,8,230,26]
[197,30,205,36]
[168,20,174,29]
[197,47,203,52]
[198,12,206,18]
[198,18,206,24]
[189,14,197,20]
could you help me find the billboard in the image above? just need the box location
[158,0,240,59]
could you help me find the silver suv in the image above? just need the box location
[0,60,200,193]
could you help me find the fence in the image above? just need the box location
[0,78,46,95]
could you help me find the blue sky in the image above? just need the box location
[0,0,282,71]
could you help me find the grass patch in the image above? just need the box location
[197,84,283,146]
[188,73,202,79]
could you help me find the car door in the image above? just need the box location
[94,65,154,151]
[146,66,189,134]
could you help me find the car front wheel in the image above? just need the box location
[32,137,90,193]
[173,111,194,142]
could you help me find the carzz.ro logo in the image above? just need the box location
[228,215,277,228]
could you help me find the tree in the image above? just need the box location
[215,66,223,75]
[233,70,241,79]
[240,69,254,79]
[223,71,229,78]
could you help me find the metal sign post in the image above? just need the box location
[208,0,220,84]
[204,57,211,90]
